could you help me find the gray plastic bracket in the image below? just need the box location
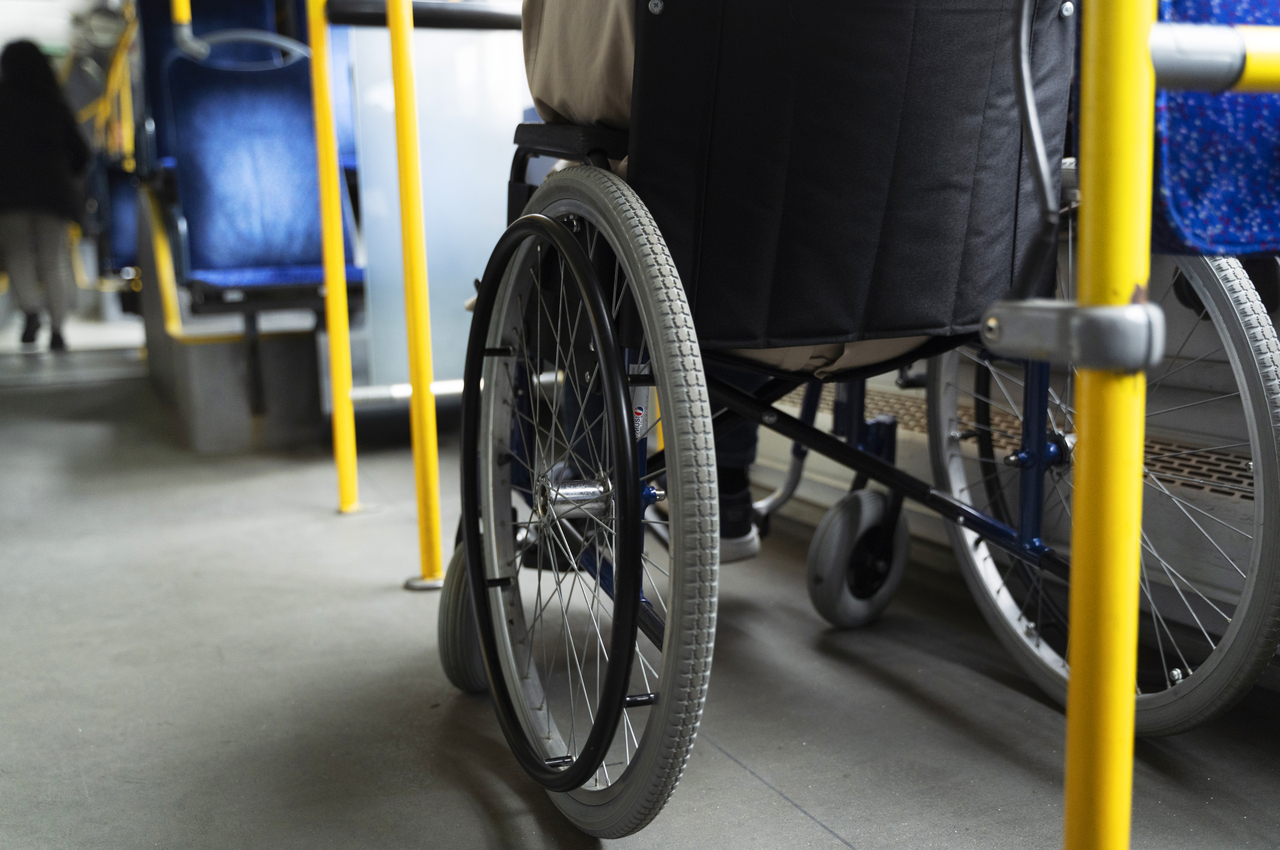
[173,24,211,60]
[979,299,1166,372]
[1150,22,1245,91]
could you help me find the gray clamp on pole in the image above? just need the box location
[174,23,212,60]
[1150,22,1246,91]
[979,299,1166,372]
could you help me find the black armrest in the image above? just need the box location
[327,0,521,29]
[513,123,629,162]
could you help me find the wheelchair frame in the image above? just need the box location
[470,55,1280,834]
[506,129,1070,585]
[440,0,1280,844]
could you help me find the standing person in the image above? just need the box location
[0,40,90,352]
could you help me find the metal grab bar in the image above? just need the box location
[327,0,520,30]
[174,28,312,67]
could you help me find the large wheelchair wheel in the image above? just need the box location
[928,254,1280,735]
[461,166,718,836]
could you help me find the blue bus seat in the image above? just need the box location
[330,26,359,172]
[165,56,362,310]
[137,0,280,168]
[1154,0,1280,254]
[289,1,359,172]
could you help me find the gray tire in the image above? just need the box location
[928,254,1280,735]
[438,544,488,695]
[807,489,909,629]
[474,165,718,836]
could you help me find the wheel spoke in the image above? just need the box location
[1146,392,1241,420]
[1143,469,1247,579]
[930,257,1273,726]
[1148,345,1226,389]
[1139,477,1253,539]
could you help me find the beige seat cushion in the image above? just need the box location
[727,337,930,379]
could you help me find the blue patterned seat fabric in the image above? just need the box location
[1155,0,1280,255]
[167,57,361,290]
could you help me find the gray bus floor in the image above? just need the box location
[2,375,1278,850]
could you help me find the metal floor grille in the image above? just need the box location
[777,384,1255,500]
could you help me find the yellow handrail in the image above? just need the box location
[1063,1,1156,848]
[77,8,138,171]
[308,0,361,514]
[117,13,135,174]
[67,223,93,290]
[1236,26,1280,90]
[145,186,185,338]
[388,0,446,587]
[142,185,241,345]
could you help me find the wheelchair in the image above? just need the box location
[439,0,1280,837]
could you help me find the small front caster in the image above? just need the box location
[438,544,488,694]
[806,489,909,628]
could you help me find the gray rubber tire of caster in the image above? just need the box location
[438,544,488,695]
[807,489,909,628]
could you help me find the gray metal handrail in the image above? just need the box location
[327,0,520,30]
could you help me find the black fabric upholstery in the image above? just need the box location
[627,0,1073,350]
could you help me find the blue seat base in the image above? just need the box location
[186,266,364,315]
[190,265,365,288]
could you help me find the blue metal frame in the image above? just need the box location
[704,367,1068,575]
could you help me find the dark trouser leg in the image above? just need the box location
[707,364,769,542]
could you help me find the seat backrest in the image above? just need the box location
[626,0,1074,349]
[330,26,359,170]
[138,0,279,164]
[166,57,327,272]
[1154,0,1280,254]
[289,1,358,170]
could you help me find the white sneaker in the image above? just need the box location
[720,525,761,563]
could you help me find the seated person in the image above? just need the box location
[526,0,766,559]
[521,0,1072,561]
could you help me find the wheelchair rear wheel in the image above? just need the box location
[928,254,1280,735]
[462,166,718,836]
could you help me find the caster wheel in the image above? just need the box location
[806,489,909,628]
[438,544,488,694]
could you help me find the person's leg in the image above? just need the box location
[0,213,43,342]
[706,363,770,561]
[33,213,74,350]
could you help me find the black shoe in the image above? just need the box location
[49,330,66,352]
[20,313,38,344]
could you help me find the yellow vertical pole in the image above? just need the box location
[118,13,135,173]
[307,0,361,513]
[387,0,445,589]
[1063,0,1156,848]
[170,0,191,25]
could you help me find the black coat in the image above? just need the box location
[0,79,91,222]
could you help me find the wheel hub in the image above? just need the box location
[535,477,612,521]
